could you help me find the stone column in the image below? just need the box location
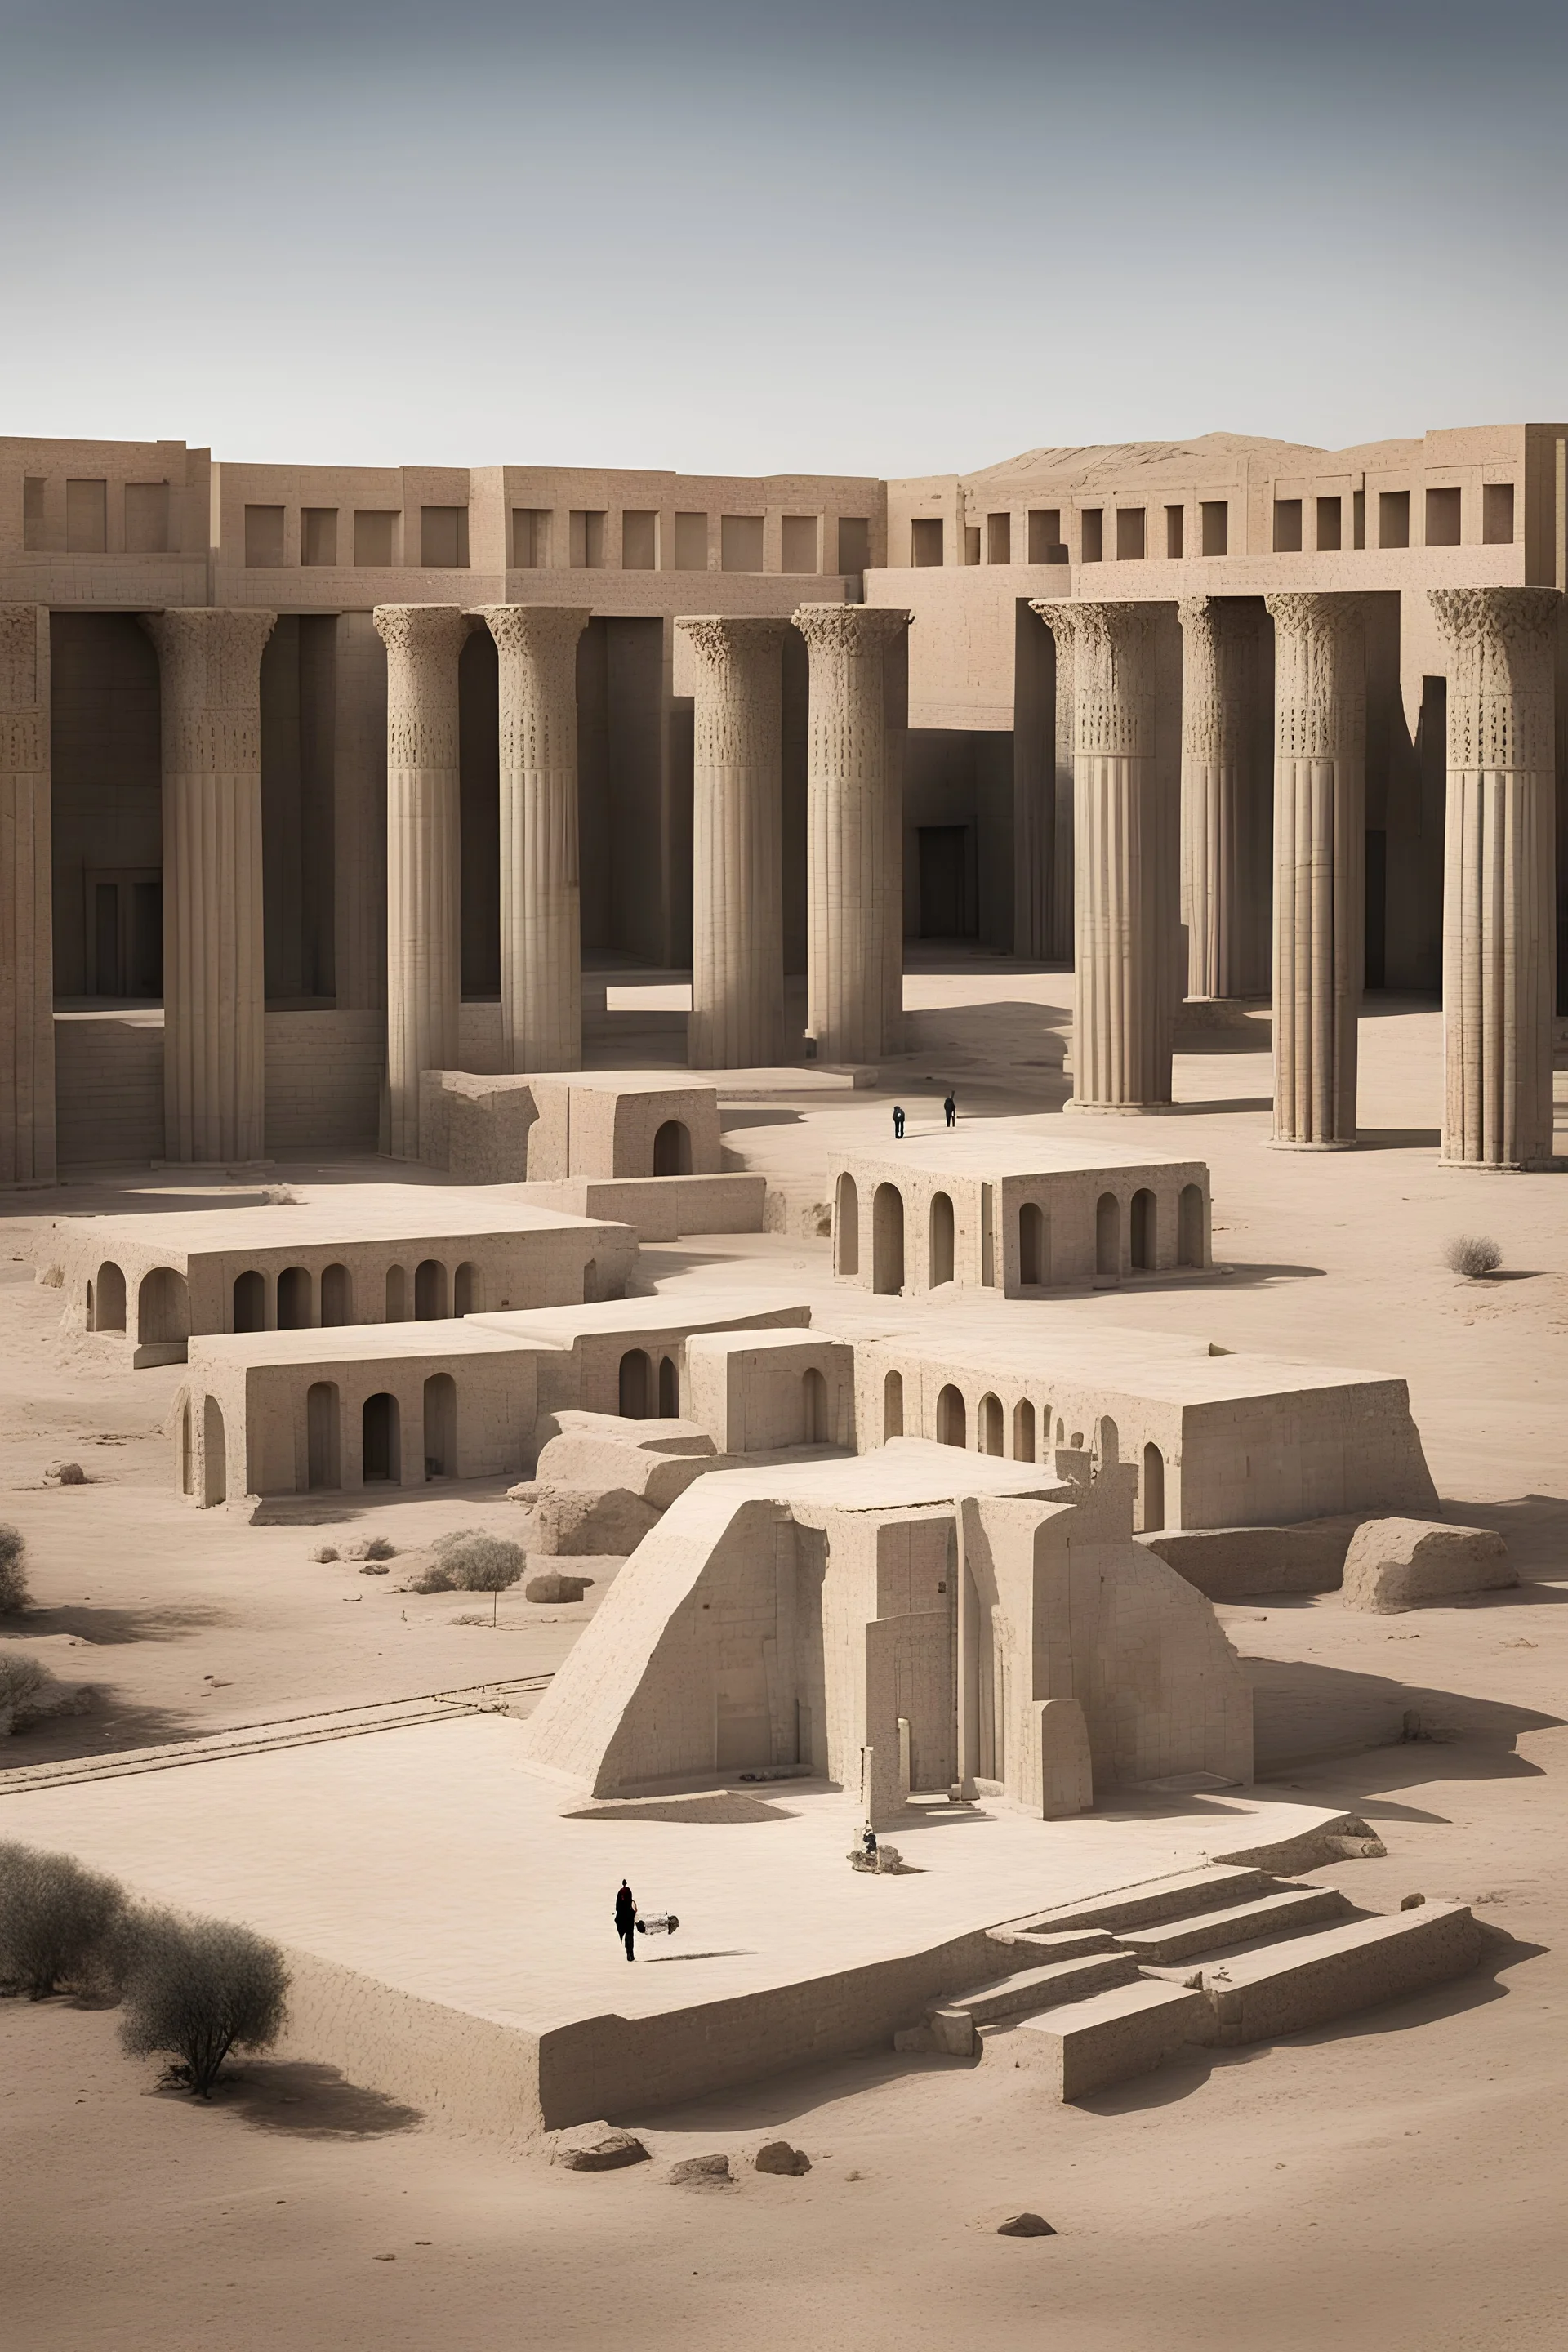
[140,608,276,1164]
[1430,586,1560,1169]
[332,612,388,1012]
[1032,600,1178,1109]
[1049,617,1076,960]
[373,604,470,1159]
[676,616,788,1068]
[794,604,911,1066]
[1264,593,1365,1147]
[1177,596,1272,1001]
[0,606,56,1183]
[479,604,590,1073]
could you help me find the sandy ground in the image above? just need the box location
[2,964,1566,2350]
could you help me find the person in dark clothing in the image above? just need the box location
[943,1091,957,1129]
[892,1104,906,1139]
[614,1878,637,1961]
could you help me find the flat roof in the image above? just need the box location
[468,1293,812,1344]
[189,1320,535,1368]
[831,1134,1206,1181]
[60,1183,610,1258]
[844,1318,1390,1405]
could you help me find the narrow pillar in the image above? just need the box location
[332,612,388,1012]
[0,606,56,1183]
[1049,616,1076,959]
[479,604,591,1073]
[373,604,470,1159]
[1430,586,1560,1169]
[1177,596,1272,1001]
[1264,593,1365,1147]
[141,608,276,1163]
[1032,600,1178,1110]
[676,616,787,1068]
[794,604,911,1066]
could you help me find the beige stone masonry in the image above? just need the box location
[0,604,56,1183]
[1429,586,1559,1169]
[677,617,788,1069]
[1177,596,1272,1001]
[140,607,276,1164]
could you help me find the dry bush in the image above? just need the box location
[0,1842,128,1998]
[1444,1234,1503,1279]
[0,1524,30,1615]
[421,1529,523,1620]
[0,1654,90,1737]
[120,1912,289,2096]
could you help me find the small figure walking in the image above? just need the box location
[614,1878,637,1962]
[892,1105,906,1140]
[943,1090,957,1129]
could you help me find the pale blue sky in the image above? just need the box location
[2,0,1566,474]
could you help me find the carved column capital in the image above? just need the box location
[374,604,471,774]
[1264,590,1365,762]
[1430,587,1560,775]
[676,614,791,668]
[477,603,592,664]
[0,604,47,776]
[791,603,911,654]
[372,603,475,662]
[140,608,277,774]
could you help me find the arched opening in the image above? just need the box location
[618,1348,652,1419]
[179,1398,193,1494]
[93,1262,127,1333]
[980,1392,1004,1455]
[453,1261,476,1316]
[1018,1200,1047,1286]
[929,1191,955,1287]
[835,1173,860,1276]
[657,1355,679,1417]
[363,1392,399,1482]
[883,1369,904,1440]
[321,1263,353,1325]
[872,1183,904,1295]
[653,1119,692,1176]
[581,1258,599,1303]
[803,1365,827,1443]
[1097,1414,1120,1468]
[1013,1398,1036,1462]
[1142,1441,1165,1532]
[277,1265,312,1330]
[138,1267,189,1346]
[423,1373,457,1480]
[415,1259,448,1320]
[1130,1188,1156,1272]
[1095,1192,1120,1280]
[1178,1183,1205,1267]
[937,1383,967,1448]
[307,1382,340,1490]
[233,1269,265,1333]
[201,1395,226,1507]
[385,1265,407,1321]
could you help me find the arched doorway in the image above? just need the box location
[233,1269,265,1332]
[453,1262,476,1316]
[653,1119,692,1175]
[415,1259,448,1320]
[1130,1189,1156,1272]
[307,1382,340,1490]
[980,1392,1003,1455]
[423,1374,457,1479]
[1178,1183,1205,1267]
[93,1262,127,1332]
[1142,1441,1165,1532]
[619,1348,652,1419]
[1013,1398,1036,1462]
[872,1183,904,1295]
[321,1263,353,1325]
[803,1365,827,1443]
[929,1191,955,1287]
[657,1355,679,1417]
[385,1265,407,1321]
[202,1396,226,1507]
[1097,1414,1120,1468]
[835,1173,859,1276]
[277,1266,312,1329]
[138,1267,189,1348]
[363,1392,399,1482]
[1018,1200,1047,1286]
[1095,1192,1120,1280]
[883,1369,904,1439]
[937,1384,967,1448]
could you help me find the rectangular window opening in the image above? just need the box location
[244,503,286,568]
[1116,507,1146,561]
[1379,489,1410,549]
[1165,504,1184,558]
[672,511,709,571]
[301,507,337,566]
[781,514,819,574]
[1352,488,1365,548]
[354,510,399,565]
[1080,508,1103,563]
[911,516,944,567]
[1482,482,1515,545]
[124,482,170,556]
[571,510,607,568]
[964,524,982,565]
[1272,498,1303,554]
[513,508,550,568]
[421,506,469,568]
[836,515,870,577]
[23,476,46,551]
[66,478,107,555]
[1200,500,1228,557]
[987,512,1011,564]
[1027,507,1067,564]
[622,510,658,569]
[1316,495,1342,552]
[720,513,764,572]
[1425,486,1461,548]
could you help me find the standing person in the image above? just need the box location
[893,1104,906,1140]
[943,1090,957,1129]
[614,1878,637,1962]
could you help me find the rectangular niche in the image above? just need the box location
[721,514,764,572]
[124,483,170,555]
[781,514,819,574]
[621,510,657,568]
[354,510,399,565]
[672,511,709,570]
[301,507,338,566]
[245,504,286,567]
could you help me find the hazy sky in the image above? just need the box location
[3,0,1566,475]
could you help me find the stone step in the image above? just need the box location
[1115,1885,1352,1965]
[1006,1864,1272,1938]
[997,1979,1215,2101]
[986,1927,1120,1960]
[1201,1901,1483,2046]
[927,1950,1141,2055]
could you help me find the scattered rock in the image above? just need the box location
[555,2130,649,2172]
[1401,1893,1426,1910]
[996,2212,1056,2238]
[310,1545,339,1564]
[669,2154,731,2187]
[359,1564,390,1576]
[525,1570,592,1604]
[47,1462,87,1486]
[344,1535,396,1562]
[754,2140,810,2176]
[1342,1517,1515,1614]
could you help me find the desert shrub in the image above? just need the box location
[310,1544,339,1564]
[0,1842,128,1998]
[1445,1234,1502,1279]
[427,1529,523,1622]
[120,1912,289,2096]
[411,1559,454,1593]
[0,1652,54,1729]
[260,1184,298,1207]
[0,1525,30,1615]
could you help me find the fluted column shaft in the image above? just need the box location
[479,604,590,1074]
[333,612,388,1012]
[1033,601,1177,1109]
[1049,619,1076,960]
[1178,596,1272,1000]
[795,604,911,1065]
[374,604,470,1158]
[1430,587,1559,1169]
[0,606,56,1183]
[677,616,787,1068]
[1265,594,1365,1147]
[141,608,275,1163]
